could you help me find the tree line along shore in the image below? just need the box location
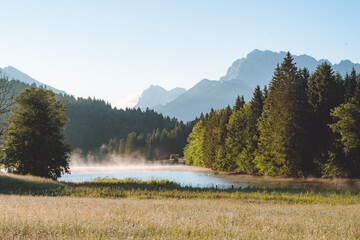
[185,53,360,178]
[0,52,360,180]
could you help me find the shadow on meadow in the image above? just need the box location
[0,172,63,195]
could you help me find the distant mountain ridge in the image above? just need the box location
[220,49,360,88]
[135,85,186,110]
[0,66,66,95]
[157,79,252,121]
[136,49,360,121]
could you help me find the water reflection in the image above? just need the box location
[59,166,245,189]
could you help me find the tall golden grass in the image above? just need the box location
[1,195,359,239]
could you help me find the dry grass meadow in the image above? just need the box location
[1,195,360,239]
[1,172,360,239]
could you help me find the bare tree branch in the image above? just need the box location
[0,72,16,135]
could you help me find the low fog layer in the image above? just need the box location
[69,150,205,173]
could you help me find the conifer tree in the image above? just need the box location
[202,109,217,168]
[239,85,264,174]
[255,52,310,176]
[249,86,264,120]
[213,106,232,170]
[124,132,137,157]
[118,138,125,157]
[306,62,343,174]
[145,129,160,160]
[344,68,357,102]
[263,85,268,100]
[184,121,205,166]
[299,67,310,84]
[225,105,248,171]
[234,95,245,111]
[107,138,118,154]
[334,72,345,103]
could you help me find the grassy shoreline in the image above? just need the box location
[213,171,360,191]
[1,173,360,204]
[2,172,360,239]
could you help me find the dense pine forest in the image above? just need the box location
[184,53,360,177]
[59,95,194,159]
[3,80,194,160]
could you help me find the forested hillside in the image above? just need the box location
[61,94,194,159]
[184,52,360,177]
[3,79,193,159]
[145,49,360,121]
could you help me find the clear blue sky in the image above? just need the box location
[1,0,359,108]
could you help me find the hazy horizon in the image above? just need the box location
[1,0,359,108]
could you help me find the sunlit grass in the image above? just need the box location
[55,178,360,204]
[1,195,359,239]
[1,174,360,238]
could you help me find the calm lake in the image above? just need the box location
[59,165,244,189]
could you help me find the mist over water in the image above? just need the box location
[68,149,201,172]
[61,150,240,188]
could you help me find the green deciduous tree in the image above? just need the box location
[0,87,71,180]
[329,101,360,177]
[0,74,16,135]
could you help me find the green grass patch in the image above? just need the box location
[1,175,360,204]
[52,178,360,204]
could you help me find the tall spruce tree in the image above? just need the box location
[334,72,345,104]
[225,105,247,171]
[263,85,268,100]
[344,68,357,102]
[183,121,205,166]
[234,95,245,111]
[213,106,232,170]
[226,86,264,173]
[239,85,264,174]
[202,109,217,168]
[306,62,343,174]
[255,52,310,176]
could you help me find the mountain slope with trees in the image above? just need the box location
[140,50,360,121]
[184,53,360,177]
[2,79,192,160]
[1,66,66,95]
